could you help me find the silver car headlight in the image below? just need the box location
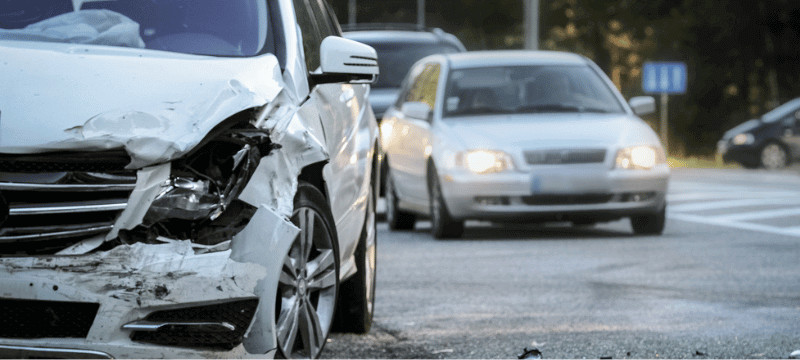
[615,145,663,170]
[731,133,754,145]
[461,149,515,174]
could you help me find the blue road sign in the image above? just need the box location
[643,62,687,94]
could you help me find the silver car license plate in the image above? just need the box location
[531,168,610,194]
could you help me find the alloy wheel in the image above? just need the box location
[761,143,788,169]
[277,206,337,358]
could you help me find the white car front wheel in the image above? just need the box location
[276,182,339,359]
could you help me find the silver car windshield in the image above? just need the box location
[0,0,271,57]
[443,65,625,117]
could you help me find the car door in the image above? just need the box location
[293,0,372,259]
[389,61,440,207]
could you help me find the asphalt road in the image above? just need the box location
[323,168,800,359]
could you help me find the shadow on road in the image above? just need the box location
[403,221,636,241]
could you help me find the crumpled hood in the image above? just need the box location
[0,41,284,168]
[441,113,661,151]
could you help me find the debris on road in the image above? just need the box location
[518,347,543,359]
[431,349,454,354]
[789,350,800,359]
[695,350,706,356]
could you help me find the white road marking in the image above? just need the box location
[669,213,800,237]
[669,198,800,212]
[668,180,800,237]
[667,191,800,202]
[710,207,800,222]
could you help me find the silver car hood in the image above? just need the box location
[0,41,284,168]
[441,113,661,150]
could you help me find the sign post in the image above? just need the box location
[642,62,687,156]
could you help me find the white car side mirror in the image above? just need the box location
[629,96,656,116]
[401,101,432,121]
[318,36,378,83]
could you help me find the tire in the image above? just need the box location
[332,181,377,333]
[385,170,416,230]
[741,161,759,169]
[276,181,339,359]
[429,169,464,239]
[759,142,789,169]
[631,205,666,235]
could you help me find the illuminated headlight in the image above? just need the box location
[731,133,754,145]
[616,146,663,170]
[462,150,514,174]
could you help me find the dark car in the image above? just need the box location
[343,24,466,119]
[717,98,800,169]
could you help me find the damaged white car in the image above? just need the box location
[0,0,379,358]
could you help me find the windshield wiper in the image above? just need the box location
[451,107,512,116]
[517,104,584,113]
[517,104,612,113]
[580,107,612,113]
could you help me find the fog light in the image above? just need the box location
[621,192,656,202]
[475,196,509,205]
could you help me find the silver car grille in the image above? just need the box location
[0,151,136,256]
[524,148,607,165]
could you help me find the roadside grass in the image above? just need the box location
[667,155,742,169]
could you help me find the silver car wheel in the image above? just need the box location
[430,177,442,227]
[428,170,464,239]
[277,205,337,358]
[385,170,416,230]
[760,143,788,169]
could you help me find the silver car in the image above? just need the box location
[381,51,669,238]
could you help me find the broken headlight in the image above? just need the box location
[148,177,224,221]
[127,122,276,246]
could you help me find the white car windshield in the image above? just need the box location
[443,65,626,117]
[0,0,271,57]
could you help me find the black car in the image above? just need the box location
[343,23,466,119]
[718,97,800,169]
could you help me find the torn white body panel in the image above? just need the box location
[230,205,299,354]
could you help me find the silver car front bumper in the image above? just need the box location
[439,164,669,221]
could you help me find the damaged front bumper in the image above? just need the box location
[0,242,267,358]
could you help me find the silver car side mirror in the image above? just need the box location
[629,96,656,116]
[401,101,432,121]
